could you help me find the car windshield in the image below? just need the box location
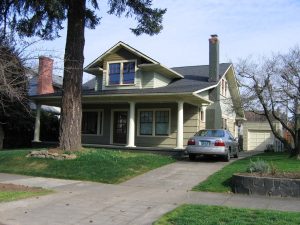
[196,130,225,137]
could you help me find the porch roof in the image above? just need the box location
[31,91,212,107]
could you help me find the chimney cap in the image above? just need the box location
[210,34,218,38]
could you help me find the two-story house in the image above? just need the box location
[31,35,245,150]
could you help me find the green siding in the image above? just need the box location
[141,71,155,88]
[154,73,171,88]
[81,102,199,148]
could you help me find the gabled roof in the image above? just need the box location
[85,41,158,70]
[84,41,183,79]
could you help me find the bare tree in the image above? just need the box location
[0,40,29,149]
[236,46,300,158]
[0,43,27,112]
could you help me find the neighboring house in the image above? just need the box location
[242,111,283,151]
[28,57,62,114]
[30,35,245,150]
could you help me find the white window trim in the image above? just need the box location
[106,59,137,86]
[137,108,171,137]
[82,109,104,136]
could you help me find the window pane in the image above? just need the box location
[140,123,152,135]
[140,111,152,122]
[196,130,225,137]
[140,111,153,135]
[123,62,135,84]
[82,112,98,134]
[155,111,169,135]
[109,63,120,85]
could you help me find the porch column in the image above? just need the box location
[33,104,41,142]
[127,101,136,147]
[176,101,184,149]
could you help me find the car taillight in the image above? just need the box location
[187,139,195,145]
[214,140,225,147]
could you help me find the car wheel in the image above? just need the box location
[189,154,196,160]
[224,151,230,162]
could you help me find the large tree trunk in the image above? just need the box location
[59,0,86,151]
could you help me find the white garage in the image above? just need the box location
[242,112,283,151]
[247,130,273,151]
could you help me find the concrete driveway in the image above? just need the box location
[0,153,299,225]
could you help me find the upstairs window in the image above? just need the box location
[123,62,135,84]
[108,61,135,85]
[109,63,121,85]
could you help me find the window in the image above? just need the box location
[221,79,225,95]
[222,118,227,130]
[200,110,204,121]
[140,111,153,135]
[139,109,170,136]
[196,130,225,137]
[220,78,228,96]
[108,61,135,85]
[155,111,169,135]
[82,111,103,135]
[123,62,135,84]
[109,63,121,85]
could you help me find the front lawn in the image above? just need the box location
[0,149,175,183]
[154,204,300,225]
[193,152,300,193]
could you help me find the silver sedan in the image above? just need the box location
[186,129,239,161]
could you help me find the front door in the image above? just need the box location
[113,111,128,144]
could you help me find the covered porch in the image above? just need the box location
[32,92,211,150]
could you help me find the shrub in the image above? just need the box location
[247,159,270,174]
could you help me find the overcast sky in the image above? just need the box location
[34,0,300,81]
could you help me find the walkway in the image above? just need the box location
[0,153,299,225]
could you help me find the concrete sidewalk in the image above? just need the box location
[0,153,299,225]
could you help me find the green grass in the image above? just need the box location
[154,204,300,225]
[193,152,300,193]
[0,190,52,202]
[0,148,175,183]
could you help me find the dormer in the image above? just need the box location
[84,41,183,91]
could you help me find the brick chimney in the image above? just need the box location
[37,56,54,95]
[209,34,220,82]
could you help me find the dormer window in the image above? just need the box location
[108,61,136,85]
